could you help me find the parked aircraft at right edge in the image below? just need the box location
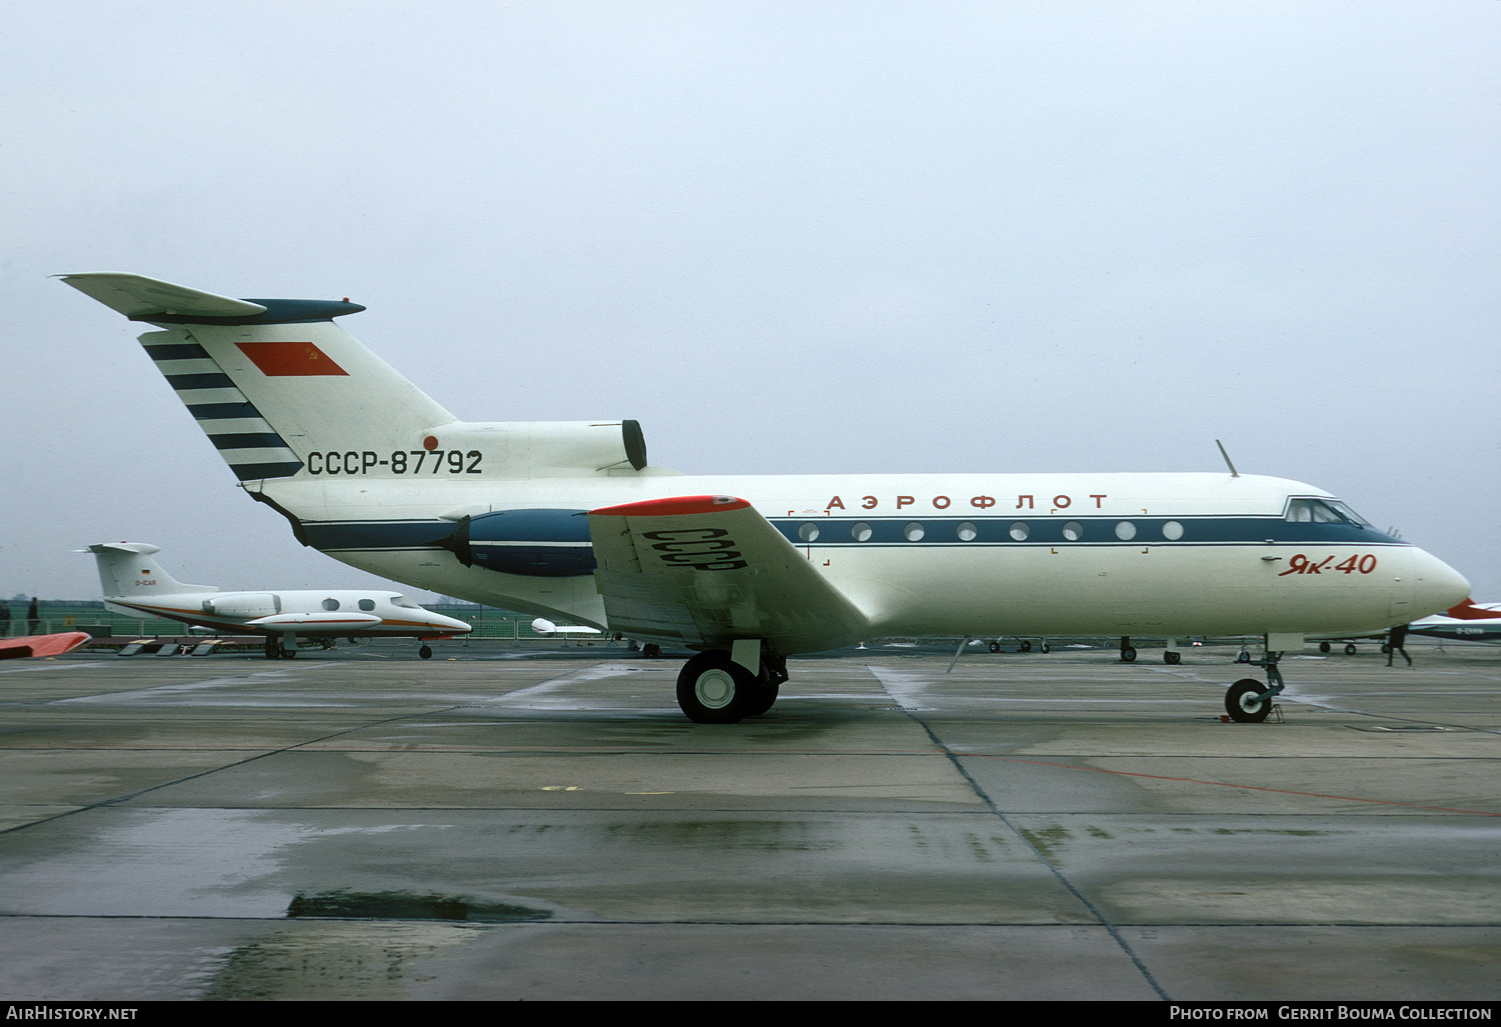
[61,273,1471,725]
[1407,599,1501,643]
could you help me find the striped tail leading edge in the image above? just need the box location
[59,272,650,482]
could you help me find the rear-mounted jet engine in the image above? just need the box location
[437,509,595,577]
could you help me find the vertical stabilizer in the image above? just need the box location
[59,273,456,482]
[86,542,217,599]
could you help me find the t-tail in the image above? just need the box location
[85,542,217,600]
[59,273,651,483]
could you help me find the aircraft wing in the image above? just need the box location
[247,613,383,628]
[0,632,92,660]
[588,495,869,653]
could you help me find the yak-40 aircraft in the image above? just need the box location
[62,273,1470,723]
[87,541,471,658]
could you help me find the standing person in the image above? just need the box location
[27,597,39,634]
[1387,624,1412,667]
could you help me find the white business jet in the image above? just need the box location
[86,541,471,658]
[61,273,1469,721]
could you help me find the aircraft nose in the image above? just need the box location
[1410,549,1470,618]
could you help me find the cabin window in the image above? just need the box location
[358,599,375,612]
[852,522,873,542]
[1009,521,1029,541]
[798,522,820,543]
[956,521,978,542]
[904,522,925,541]
[1161,520,1184,540]
[1062,521,1083,541]
[1114,521,1137,541]
[322,598,340,611]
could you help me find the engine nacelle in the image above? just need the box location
[203,593,281,618]
[439,509,595,577]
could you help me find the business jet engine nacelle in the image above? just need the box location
[203,594,279,618]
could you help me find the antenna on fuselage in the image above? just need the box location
[1215,439,1240,477]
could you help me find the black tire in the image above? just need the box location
[419,645,433,659]
[1164,651,1181,665]
[742,679,779,717]
[280,649,296,659]
[1236,650,1251,663]
[1040,642,1051,654]
[1225,679,1272,723]
[1020,640,1032,652]
[1319,641,1331,653]
[1349,644,1361,656]
[1121,646,1137,663]
[988,641,1001,653]
[676,651,753,724]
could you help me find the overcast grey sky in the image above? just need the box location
[3,0,1497,604]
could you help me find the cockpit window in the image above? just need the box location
[1284,498,1368,526]
[390,595,421,609]
[1323,500,1369,525]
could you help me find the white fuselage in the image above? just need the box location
[253,470,1467,646]
[105,588,472,639]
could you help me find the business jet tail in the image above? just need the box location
[85,542,217,600]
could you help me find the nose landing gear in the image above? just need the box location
[1224,650,1285,723]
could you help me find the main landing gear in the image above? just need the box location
[676,648,788,724]
[263,634,298,660]
[1224,650,1285,723]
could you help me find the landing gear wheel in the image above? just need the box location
[1319,641,1331,653]
[1120,646,1137,663]
[1040,642,1050,654]
[1236,650,1251,663]
[988,641,1001,653]
[1164,651,1181,665]
[676,651,754,724]
[742,680,779,717]
[1225,679,1272,723]
[1350,644,1362,656]
[418,645,433,659]
[280,648,297,659]
[1020,640,1032,652]
[263,638,279,660]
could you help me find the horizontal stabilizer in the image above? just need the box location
[57,273,268,319]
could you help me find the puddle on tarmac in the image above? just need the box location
[287,890,552,922]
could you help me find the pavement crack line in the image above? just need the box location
[866,664,1171,1002]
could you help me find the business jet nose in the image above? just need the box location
[440,613,474,634]
[1411,549,1470,619]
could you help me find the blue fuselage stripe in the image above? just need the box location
[300,515,1401,554]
